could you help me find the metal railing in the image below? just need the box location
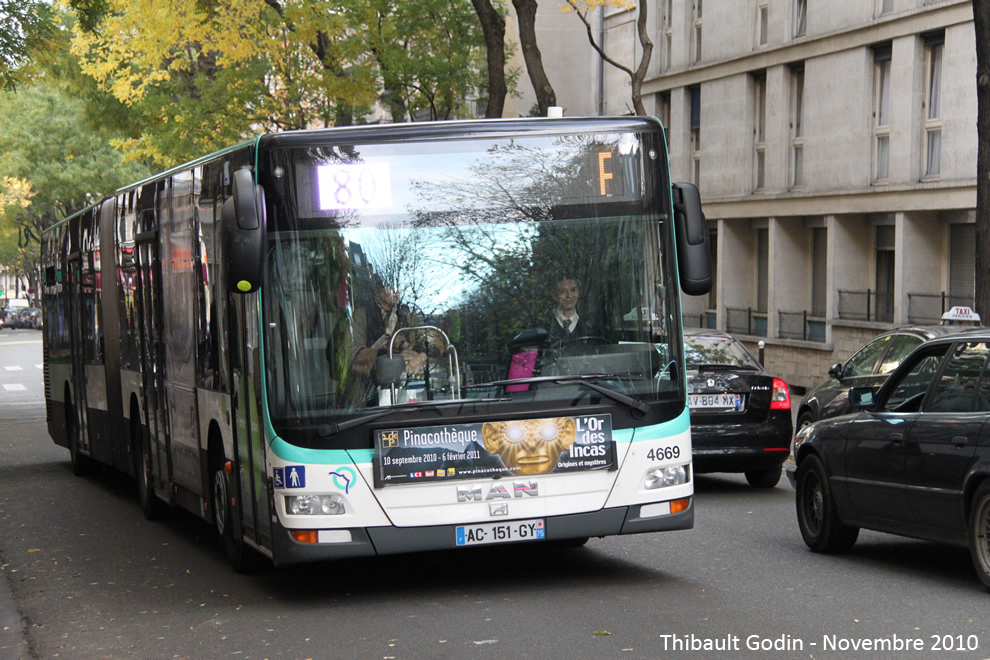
[907,292,974,325]
[725,307,767,337]
[778,310,826,342]
[837,289,893,323]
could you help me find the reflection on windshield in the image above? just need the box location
[262,132,683,429]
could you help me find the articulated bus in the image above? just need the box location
[42,117,711,570]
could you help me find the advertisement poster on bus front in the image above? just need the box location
[373,414,615,487]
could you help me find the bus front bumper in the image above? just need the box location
[270,499,693,565]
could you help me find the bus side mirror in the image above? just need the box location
[221,168,266,294]
[671,182,712,296]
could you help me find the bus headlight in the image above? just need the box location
[644,465,688,490]
[286,494,346,515]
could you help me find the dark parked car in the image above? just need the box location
[11,307,41,329]
[791,330,990,588]
[685,328,792,488]
[795,318,981,432]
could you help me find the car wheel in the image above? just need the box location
[797,411,816,433]
[795,454,858,553]
[745,465,782,488]
[969,482,990,590]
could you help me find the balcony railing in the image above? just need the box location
[725,307,767,337]
[778,310,826,342]
[907,292,974,325]
[837,289,893,323]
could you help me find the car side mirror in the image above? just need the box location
[828,363,843,380]
[848,386,877,411]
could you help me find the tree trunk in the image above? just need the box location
[975,0,990,319]
[630,0,653,116]
[512,0,557,116]
[470,0,507,118]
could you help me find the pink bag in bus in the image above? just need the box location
[506,350,538,392]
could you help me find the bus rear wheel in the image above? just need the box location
[134,416,165,520]
[67,401,94,477]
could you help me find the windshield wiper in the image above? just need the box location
[318,397,511,438]
[476,374,649,415]
[694,364,760,372]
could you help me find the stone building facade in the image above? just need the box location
[521,0,978,392]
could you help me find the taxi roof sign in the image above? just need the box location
[941,306,981,324]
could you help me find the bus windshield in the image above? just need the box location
[261,129,684,432]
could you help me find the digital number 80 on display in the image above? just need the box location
[317,163,393,210]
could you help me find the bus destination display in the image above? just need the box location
[373,414,615,487]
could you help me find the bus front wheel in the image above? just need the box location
[213,461,264,573]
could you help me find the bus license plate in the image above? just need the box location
[689,393,742,410]
[455,519,546,546]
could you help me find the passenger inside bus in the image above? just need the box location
[336,278,429,406]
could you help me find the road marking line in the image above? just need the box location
[5,366,23,371]
[3,384,27,391]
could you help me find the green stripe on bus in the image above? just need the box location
[267,407,691,465]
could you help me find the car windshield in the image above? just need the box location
[684,335,761,369]
[260,129,684,432]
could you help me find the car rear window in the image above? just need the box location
[685,336,761,369]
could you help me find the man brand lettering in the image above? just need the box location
[457,481,539,502]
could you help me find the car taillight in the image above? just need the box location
[770,377,790,410]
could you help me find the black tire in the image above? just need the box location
[134,415,166,520]
[213,461,266,573]
[795,454,858,553]
[968,481,990,590]
[67,401,94,477]
[745,464,782,488]
[797,411,816,433]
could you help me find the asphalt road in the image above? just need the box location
[2,329,989,659]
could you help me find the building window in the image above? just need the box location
[949,223,975,305]
[793,0,807,38]
[693,0,703,63]
[790,64,805,188]
[811,227,827,317]
[757,227,769,314]
[691,85,701,185]
[923,33,944,178]
[663,0,673,70]
[873,44,892,182]
[658,92,671,144]
[757,1,768,47]
[753,72,767,190]
[875,224,895,322]
[708,227,718,312]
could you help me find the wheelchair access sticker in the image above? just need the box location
[273,466,306,489]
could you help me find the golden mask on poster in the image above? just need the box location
[481,418,576,475]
